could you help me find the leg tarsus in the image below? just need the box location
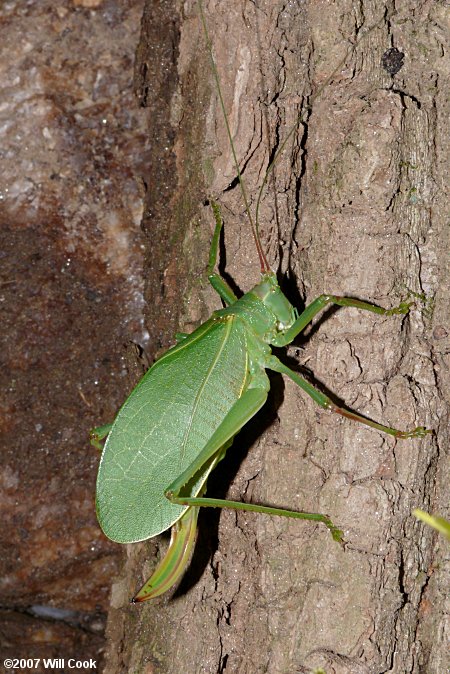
[328,403,432,439]
[175,332,189,343]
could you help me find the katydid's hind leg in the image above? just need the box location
[267,355,431,439]
[207,200,237,306]
[165,387,343,543]
[166,387,268,500]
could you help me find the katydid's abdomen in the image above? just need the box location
[96,313,253,543]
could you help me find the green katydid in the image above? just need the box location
[93,0,431,602]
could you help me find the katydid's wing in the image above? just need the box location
[96,316,250,543]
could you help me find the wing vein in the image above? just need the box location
[178,317,233,468]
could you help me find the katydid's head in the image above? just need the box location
[252,273,296,331]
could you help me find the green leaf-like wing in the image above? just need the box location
[96,316,249,543]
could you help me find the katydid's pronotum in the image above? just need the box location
[93,0,432,602]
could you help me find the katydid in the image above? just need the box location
[93,1,431,603]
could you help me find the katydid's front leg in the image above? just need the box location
[207,201,238,306]
[165,387,343,543]
[271,294,415,348]
[268,293,432,438]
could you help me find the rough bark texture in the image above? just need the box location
[103,1,448,673]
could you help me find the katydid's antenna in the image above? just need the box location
[198,0,270,274]
[254,13,388,228]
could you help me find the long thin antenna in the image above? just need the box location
[198,0,270,273]
[254,15,386,227]
[199,2,384,272]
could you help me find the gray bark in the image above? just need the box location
[103,1,448,672]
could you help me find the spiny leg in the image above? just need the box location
[267,355,431,439]
[172,495,343,543]
[207,201,238,306]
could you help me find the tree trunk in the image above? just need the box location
[103,1,448,672]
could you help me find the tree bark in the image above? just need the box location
[103,1,448,672]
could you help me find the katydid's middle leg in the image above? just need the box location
[266,355,431,439]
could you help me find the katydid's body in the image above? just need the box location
[96,257,319,542]
[95,206,430,601]
[94,1,431,602]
